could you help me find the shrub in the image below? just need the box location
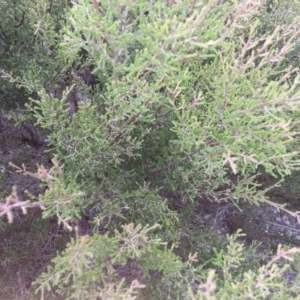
[1,0,300,299]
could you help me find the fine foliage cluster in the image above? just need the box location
[1,0,300,299]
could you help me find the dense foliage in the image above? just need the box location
[1,0,300,299]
